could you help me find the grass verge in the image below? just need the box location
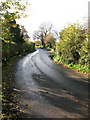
[50,53,89,79]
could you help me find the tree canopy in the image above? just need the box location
[44,34,56,48]
[1,0,29,19]
[1,0,30,43]
[1,0,35,62]
[33,22,54,48]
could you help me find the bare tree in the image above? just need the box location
[33,22,53,48]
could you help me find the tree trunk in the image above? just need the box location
[41,39,45,48]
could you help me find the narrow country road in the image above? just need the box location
[15,49,88,118]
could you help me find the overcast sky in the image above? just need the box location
[16,0,89,41]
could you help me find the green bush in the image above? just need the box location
[23,42,35,53]
[54,23,89,73]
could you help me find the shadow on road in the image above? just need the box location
[32,73,88,118]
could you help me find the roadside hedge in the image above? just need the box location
[54,23,89,73]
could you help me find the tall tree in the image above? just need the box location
[1,0,30,60]
[33,22,54,48]
[1,0,29,19]
[1,0,30,43]
[9,23,25,44]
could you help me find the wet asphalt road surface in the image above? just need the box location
[15,49,88,118]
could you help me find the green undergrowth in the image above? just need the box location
[50,53,89,74]
[52,23,89,75]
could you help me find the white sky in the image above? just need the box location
[16,0,89,41]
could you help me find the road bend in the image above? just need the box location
[15,48,88,118]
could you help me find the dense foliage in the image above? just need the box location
[1,0,35,119]
[54,24,89,73]
[1,0,35,64]
[2,18,35,64]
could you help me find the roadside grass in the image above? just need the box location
[67,64,89,73]
[46,47,54,51]
[49,52,55,59]
[50,53,89,78]
[35,46,55,51]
